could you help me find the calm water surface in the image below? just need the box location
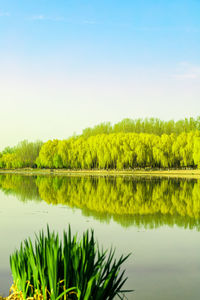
[0,174,200,300]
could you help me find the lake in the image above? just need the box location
[0,174,200,300]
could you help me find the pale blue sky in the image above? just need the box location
[0,0,200,149]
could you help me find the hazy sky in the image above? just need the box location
[0,0,200,149]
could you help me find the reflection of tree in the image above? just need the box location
[0,174,200,230]
[0,174,41,202]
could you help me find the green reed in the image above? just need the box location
[10,226,131,300]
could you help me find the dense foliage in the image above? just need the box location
[10,226,130,300]
[1,117,200,170]
[0,140,43,169]
[35,132,200,169]
[1,174,200,230]
[82,117,200,137]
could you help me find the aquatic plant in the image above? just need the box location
[10,226,131,300]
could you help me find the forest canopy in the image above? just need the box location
[1,117,200,170]
[82,117,200,137]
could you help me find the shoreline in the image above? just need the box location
[0,168,200,179]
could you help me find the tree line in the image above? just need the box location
[1,131,200,169]
[1,116,200,170]
[82,117,200,137]
[0,140,43,169]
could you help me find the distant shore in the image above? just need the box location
[0,168,200,179]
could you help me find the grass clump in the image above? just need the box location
[9,226,131,300]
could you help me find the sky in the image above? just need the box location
[0,0,200,149]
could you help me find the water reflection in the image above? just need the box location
[0,174,200,230]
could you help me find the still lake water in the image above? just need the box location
[0,174,200,299]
